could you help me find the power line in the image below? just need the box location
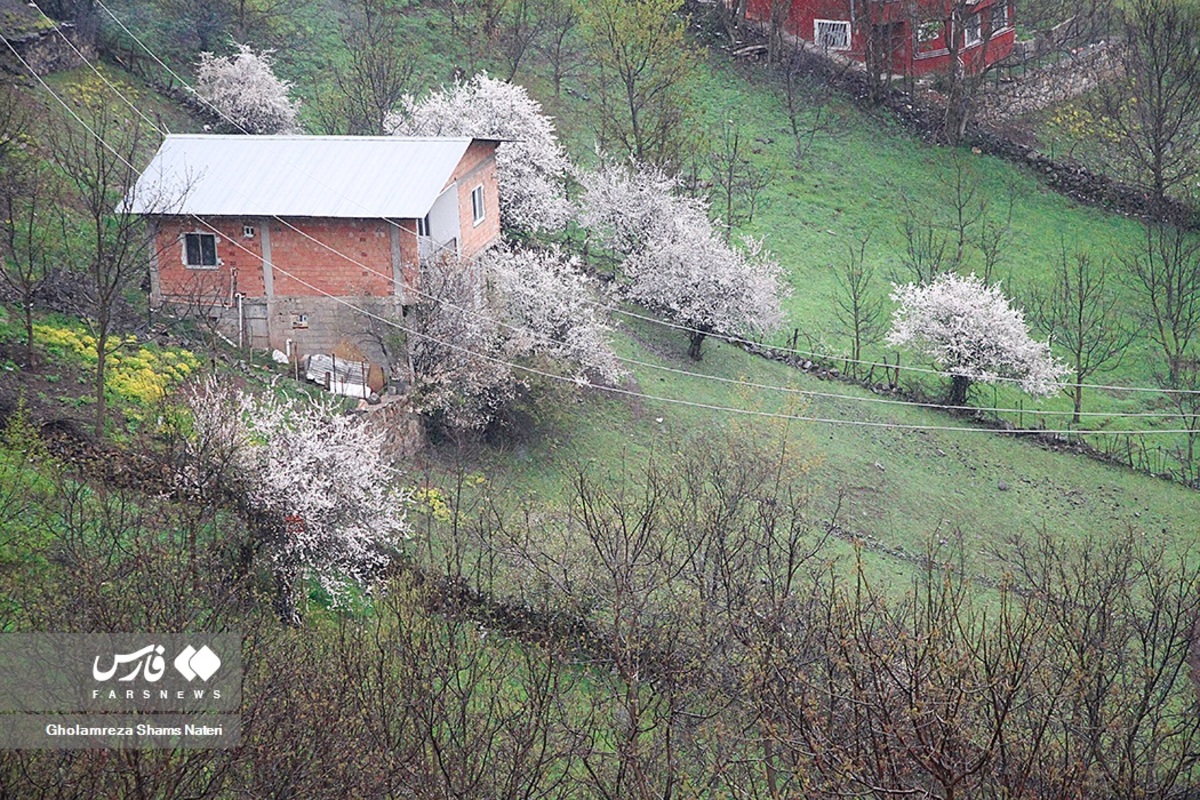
[7,29,1199,436]
[85,1,1200,400]
[79,1,1200,405]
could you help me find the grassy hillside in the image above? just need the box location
[5,0,1196,579]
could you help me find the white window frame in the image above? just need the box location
[991,0,1009,30]
[917,21,942,44]
[814,19,851,51]
[183,231,219,269]
[470,185,485,226]
[417,214,431,237]
[964,12,982,46]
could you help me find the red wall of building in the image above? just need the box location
[447,139,501,260]
[152,217,264,306]
[267,218,395,297]
[152,216,416,302]
[745,0,1015,76]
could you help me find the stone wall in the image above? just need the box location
[0,24,90,76]
[977,44,1121,121]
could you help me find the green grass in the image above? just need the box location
[8,0,1198,594]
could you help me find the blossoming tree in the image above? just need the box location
[195,43,300,134]
[887,272,1068,406]
[579,160,785,360]
[389,73,572,234]
[410,246,623,431]
[185,377,410,625]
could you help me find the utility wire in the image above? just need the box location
[83,0,1200,403]
[8,28,1199,436]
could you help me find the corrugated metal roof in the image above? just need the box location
[128,135,481,218]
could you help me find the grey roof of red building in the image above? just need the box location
[128,134,490,218]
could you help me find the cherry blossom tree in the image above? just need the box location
[626,231,784,360]
[887,272,1068,406]
[184,377,410,625]
[577,159,708,257]
[195,43,300,134]
[388,73,572,234]
[484,245,624,384]
[579,160,786,360]
[409,256,512,433]
[411,246,623,432]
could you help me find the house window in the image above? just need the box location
[243,224,255,238]
[814,19,851,51]
[417,214,431,237]
[184,232,217,268]
[470,185,485,225]
[964,13,982,46]
[991,0,1009,30]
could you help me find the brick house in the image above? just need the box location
[746,0,1015,77]
[129,134,501,362]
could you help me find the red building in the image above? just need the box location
[129,135,501,362]
[746,0,1015,76]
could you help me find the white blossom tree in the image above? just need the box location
[411,247,623,432]
[485,245,625,383]
[387,73,572,234]
[579,159,786,360]
[409,257,512,432]
[184,377,410,625]
[887,272,1068,406]
[195,43,301,134]
[577,159,708,257]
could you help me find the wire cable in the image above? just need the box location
[7,29,1199,436]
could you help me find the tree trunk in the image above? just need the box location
[948,374,970,406]
[687,330,707,361]
[22,300,34,368]
[94,333,107,436]
[274,566,302,627]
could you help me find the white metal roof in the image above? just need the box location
[128,135,485,218]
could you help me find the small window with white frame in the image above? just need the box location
[184,232,218,268]
[814,19,851,51]
[417,214,431,237]
[243,224,255,238]
[964,12,982,46]
[470,185,485,225]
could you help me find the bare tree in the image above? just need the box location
[325,0,416,135]
[707,120,772,236]
[896,157,1013,285]
[1028,247,1133,423]
[1121,220,1200,385]
[1090,0,1200,211]
[0,82,56,367]
[534,0,580,95]
[898,194,952,285]
[495,0,543,81]
[0,155,58,367]
[774,47,847,165]
[51,89,164,435]
[831,236,887,379]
